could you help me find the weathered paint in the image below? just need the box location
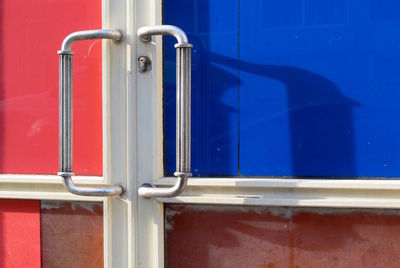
[166,204,400,268]
[40,201,103,268]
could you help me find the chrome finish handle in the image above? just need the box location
[58,29,125,197]
[137,25,192,198]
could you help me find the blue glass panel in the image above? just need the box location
[165,0,400,178]
[261,0,303,27]
[305,0,348,25]
[370,0,400,23]
[239,0,400,177]
[164,0,239,176]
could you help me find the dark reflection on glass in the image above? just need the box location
[41,201,103,268]
[214,54,357,176]
[0,200,103,268]
[166,204,400,267]
[164,0,239,176]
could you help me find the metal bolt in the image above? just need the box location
[137,56,151,72]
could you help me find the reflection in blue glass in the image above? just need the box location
[164,0,239,176]
[164,0,400,178]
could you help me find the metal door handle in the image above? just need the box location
[137,25,192,198]
[58,29,125,196]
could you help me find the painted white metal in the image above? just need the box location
[156,176,400,190]
[155,177,400,209]
[2,173,400,209]
[102,0,130,267]
[0,175,104,201]
[0,178,103,201]
[133,0,165,267]
[0,174,104,184]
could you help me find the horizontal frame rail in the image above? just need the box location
[0,175,106,201]
[155,177,400,209]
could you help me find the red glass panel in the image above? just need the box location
[0,0,102,175]
[0,200,41,268]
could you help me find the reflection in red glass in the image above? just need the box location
[41,201,103,268]
[0,0,102,175]
[166,205,400,268]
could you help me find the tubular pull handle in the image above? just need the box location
[58,29,125,197]
[137,25,192,198]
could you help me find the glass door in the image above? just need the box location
[0,0,131,267]
[156,0,400,267]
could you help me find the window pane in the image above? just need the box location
[0,0,102,175]
[166,204,400,267]
[0,200,103,268]
[0,199,40,267]
[164,0,239,176]
[164,0,400,178]
[41,201,103,267]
